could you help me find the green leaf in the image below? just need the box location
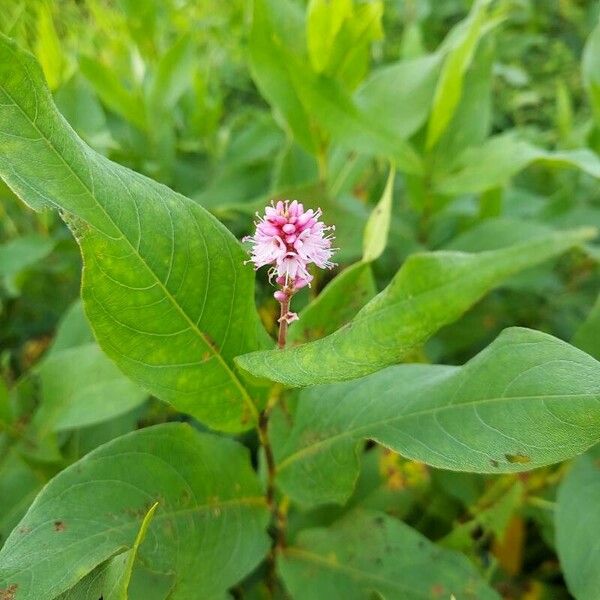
[287,262,377,345]
[35,343,147,432]
[0,376,10,425]
[354,52,441,140]
[34,3,64,91]
[0,234,55,277]
[249,0,318,153]
[273,328,600,506]
[322,0,384,90]
[436,134,600,195]
[425,0,494,150]
[444,218,552,252]
[148,34,195,113]
[279,510,499,599]
[0,449,44,541]
[32,300,146,434]
[237,228,595,388]
[50,300,96,351]
[249,0,422,174]
[0,424,270,599]
[556,447,600,600]
[582,19,600,125]
[57,502,159,600]
[306,0,352,73]
[0,35,264,432]
[79,55,147,131]
[573,295,600,361]
[293,71,423,174]
[362,168,394,262]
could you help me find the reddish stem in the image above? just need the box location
[277,295,290,349]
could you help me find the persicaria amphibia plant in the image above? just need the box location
[244,199,336,347]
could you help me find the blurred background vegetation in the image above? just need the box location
[1,1,599,598]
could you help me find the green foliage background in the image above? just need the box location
[0,0,600,598]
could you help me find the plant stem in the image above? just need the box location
[258,383,286,595]
[277,296,290,349]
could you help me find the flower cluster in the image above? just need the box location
[243,200,336,324]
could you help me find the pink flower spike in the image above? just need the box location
[242,199,337,344]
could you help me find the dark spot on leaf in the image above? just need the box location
[0,584,18,600]
[490,459,499,467]
[204,334,219,352]
[505,453,531,464]
[430,584,445,597]
[373,516,385,527]
[54,521,66,532]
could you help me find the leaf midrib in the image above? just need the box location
[282,546,432,599]
[0,50,257,423]
[277,391,598,473]
[0,496,268,579]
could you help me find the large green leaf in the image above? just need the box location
[0,34,264,432]
[237,228,594,387]
[556,446,600,600]
[279,510,499,599]
[0,424,270,600]
[273,328,600,506]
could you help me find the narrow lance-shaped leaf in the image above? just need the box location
[582,19,600,125]
[425,0,493,150]
[279,510,500,600]
[362,167,394,262]
[249,0,318,153]
[0,424,270,600]
[0,35,265,432]
[237,228,595,388]
[306,0,351,73]
[273,328,600,506]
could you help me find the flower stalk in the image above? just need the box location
[243,199,337,595]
